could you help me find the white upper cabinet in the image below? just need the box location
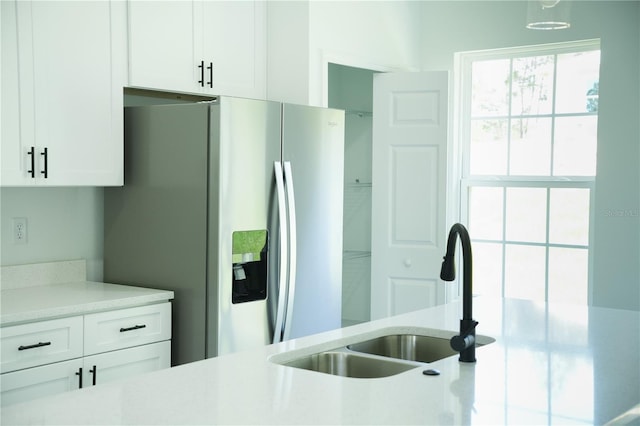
[128,0,266,99]
[1,0,127,186]
[1,0,22,184]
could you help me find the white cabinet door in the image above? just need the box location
[1,0,26,185]
[370,71,449,319]
[199,0,266,98]
[128,0,265,99]
[2,0,126,186]
[128,1,197,94]
[0,359,82,407]
[82,341,171,387]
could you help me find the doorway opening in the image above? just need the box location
[328,63,378,327]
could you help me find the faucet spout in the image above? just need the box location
[440,223,477,363]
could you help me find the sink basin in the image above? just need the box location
[282,350,418,378]
[347,333,495,363]
[270,327,496,379]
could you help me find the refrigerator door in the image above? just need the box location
[281,104,345,339]
[209,97,282,356]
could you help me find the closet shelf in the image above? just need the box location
[346,110,373,118]
[346,179,372,188]
[343,250,371,260]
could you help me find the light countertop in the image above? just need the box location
[0,259,174,326]
[2,297,639,425]
[0,281,175,326]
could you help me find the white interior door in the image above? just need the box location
[371,71,449,320]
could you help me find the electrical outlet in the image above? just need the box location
[13,217,27,244]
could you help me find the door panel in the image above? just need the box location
[0,359,82,407]
[371,71,449,319]
[212,97,281,356]
[128,1,196,93]
[83,341,170,386]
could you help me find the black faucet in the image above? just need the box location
[440,223,478,363]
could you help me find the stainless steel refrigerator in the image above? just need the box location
[104,96,344,366]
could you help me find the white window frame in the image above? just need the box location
[453,39,601,305]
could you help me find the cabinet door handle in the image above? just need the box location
[27,147,35,178]
[76,367,83,388]
[40,147,48,178]
[18,341,52,351]
[119,324,146,332]
[89,365,97,386]
[198,60,205,87]
[207,62,213,88]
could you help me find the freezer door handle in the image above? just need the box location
[272,161,288,344]
[282,161,297,341]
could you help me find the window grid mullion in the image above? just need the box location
[545,188,551,302]
[471,238,589,251]
[507,58,514,177]
[550,53,559,177]
[501,187,507,298]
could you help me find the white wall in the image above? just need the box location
[267,1,423,105]
[0,187,104,281]
[419,1,640,311]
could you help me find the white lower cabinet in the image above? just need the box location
[82,341,170,387]
[0,303,171,407]
[0,359,82,407]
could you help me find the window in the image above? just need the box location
[458,40,600,305]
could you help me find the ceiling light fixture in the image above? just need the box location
[526,0,571,30]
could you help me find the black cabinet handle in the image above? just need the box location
[198,60,205,87]
[18,341,51,351]
[27,147,35,178]
[207,62,213,88]
[76,367,83,388]
[40,147,48,178]
[89,365,97,386]
[119,324,146,332]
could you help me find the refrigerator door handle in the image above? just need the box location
[272,161,288,344]
[282,161,297,341]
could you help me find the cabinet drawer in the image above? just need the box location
[84,303,171,355]
[0,316,83,374]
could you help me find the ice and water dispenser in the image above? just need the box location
[231,230,268,304]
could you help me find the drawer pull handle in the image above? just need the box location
[40,147,48,178]
[89,365,97,386]
[18,341,52,351]
[27,147,35,178]
[76,367,83,388]
[119,324,146,333]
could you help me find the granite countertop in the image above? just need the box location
[2,296,638,425]
[0,281,175,326]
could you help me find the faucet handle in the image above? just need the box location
[450,320,479,352]
[450,334,475,352]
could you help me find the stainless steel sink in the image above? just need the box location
[347,333,495,363]
[282,350,418,378]
[270,328,496,379]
